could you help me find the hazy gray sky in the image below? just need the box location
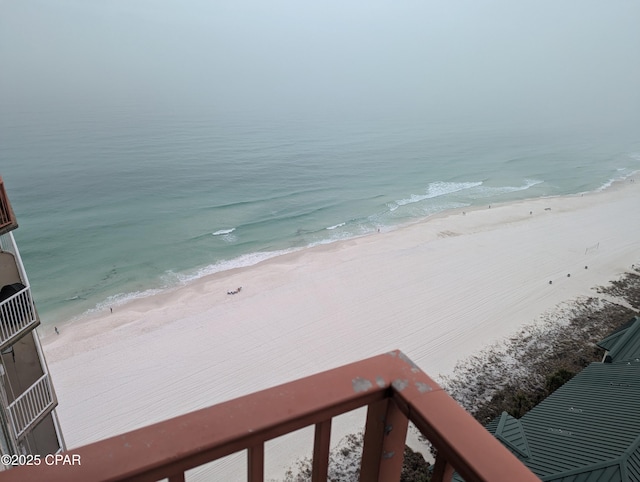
[1,0,639,124]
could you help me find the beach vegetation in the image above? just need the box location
[443,295,636,424]
[596,269,640,310]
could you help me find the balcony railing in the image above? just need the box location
[0,285,39,350]
[0,177,18,236]
[0,351,538,482]
[7,373,56,441]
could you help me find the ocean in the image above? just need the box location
[1,103,639,326]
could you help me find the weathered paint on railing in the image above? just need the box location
[7,373,56,440]
[0,351,539,482]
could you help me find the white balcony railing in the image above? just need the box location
[0,286,38,349]
[7,374,56,440]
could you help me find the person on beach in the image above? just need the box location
[55,327,59,335]
[110,307,113,314]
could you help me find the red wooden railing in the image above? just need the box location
[0,351,538,481]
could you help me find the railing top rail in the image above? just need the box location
[0,283,36,350]
[0,350,537,482]
[7,373,55,441]
[7,373,49,409]
[0,284,30,307]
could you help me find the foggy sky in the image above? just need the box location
[1,0,639,125]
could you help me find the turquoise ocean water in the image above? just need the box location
[1,104,639,326]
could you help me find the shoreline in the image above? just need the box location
[41,176,640,480]
[41,172,636,332]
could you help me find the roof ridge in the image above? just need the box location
[494,412,531,459]
[607,317,640,363]
[619,430,640,476]
[540,458,623,481]
[598,316,639,355]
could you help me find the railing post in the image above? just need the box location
[248,444,264,482]
[432,454,455,482]
[312,419,332,482]
[359,398,408,482]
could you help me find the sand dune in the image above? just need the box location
[41,177,640,480]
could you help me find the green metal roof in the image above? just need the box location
[455,360,640,482]
[493,412,531,459]
[597,323,633,352]
[600,317,640,363]
[454,319,640,482]
[524,361,640,481]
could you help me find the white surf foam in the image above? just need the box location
[390,181,483,211]
[326,222,346,230]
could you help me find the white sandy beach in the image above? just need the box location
[41,178,640,480]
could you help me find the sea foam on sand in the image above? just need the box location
[42,177,640,481]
